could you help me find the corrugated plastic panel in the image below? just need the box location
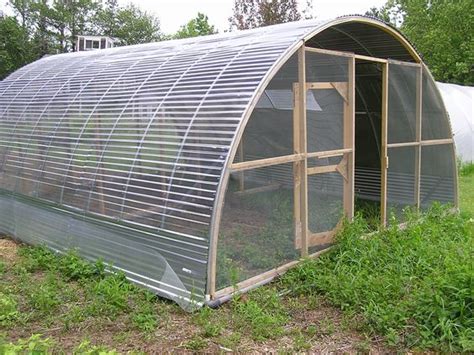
[0,19,326,309]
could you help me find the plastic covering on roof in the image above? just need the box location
[0,18,329,309]
[436,82,474,162]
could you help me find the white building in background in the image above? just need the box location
[436,82,474,163]
[76,35,117,51]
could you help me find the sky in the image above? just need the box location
[1,0,388,35]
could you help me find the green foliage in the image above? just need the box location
[459,161,474,177]
[0,14,34,79]
[0,334,54,353]
[459,167,474,217]
[17,246,105,281]
[283,205,474,351]
[183,336,207,351]
[27,273,62,313]
[73,339,117,354]
[0,293,19,326]
[229,0,301,30]
[193,307,223,338]
[95,1,162,46]
[1,0,163,78]
[383,0,474,85]
[231,288,289,340]
[174,12,216,39]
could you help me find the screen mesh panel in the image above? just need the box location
[308,171,344,233]
[216,163,296,290]
[387,146,417,219]
[233,54,298,162]
[420,144,456,208]
[421,66,453,140]
[387,63,418,144]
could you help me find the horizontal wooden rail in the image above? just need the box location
[354,54,387,64]
[304,46,354,58]
[386,138,454,149]
[420,138,453,146]
[307,148,352,159]
[230,153,304,172]
[387,141,419,148]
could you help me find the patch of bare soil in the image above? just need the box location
[0,237,19,264]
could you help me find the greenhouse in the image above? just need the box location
[0,16,457,310]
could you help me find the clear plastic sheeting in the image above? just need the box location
[0,19,325,309]
[0,15,459,308]
[420,144,456,209]
[436,82,474,163]
[216,163,296,290]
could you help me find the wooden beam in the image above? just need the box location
[415,66,422,208]
[307,164,338,175]
[331,82,349,103]
[307,148,352,159]
[306,82,348,102]
[354,54,388,64]
[298,45,308,256]
[380,62,389,226]
[345,56,355,219]
[304,46,354,58]
[387,141,420,148]
[387,58,421,68]
[295,229,336,249]
[293,83,302,250]
[420,138,454,146]
[230,153,304,172]
[238,143,244,191]
[336,155,349,181]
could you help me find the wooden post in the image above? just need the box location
[238,143,244,191]
[296,45,308,256]
[344,56,355,219]
[415,65,422,208]
[380,62,389,226]
[293,83,302,249]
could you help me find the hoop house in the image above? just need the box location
[0,16,457,310]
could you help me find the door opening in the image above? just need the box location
[354,60,383,228]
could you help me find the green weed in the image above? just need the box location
[231,288,289,341]
[458,160,474,177]
[0,293,19,327]
[183,335,207,351]
[283,205,474,351]
[73,339,117,354]
[0,334,54,353]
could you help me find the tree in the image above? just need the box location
[0,14,34,79]
[386,0,473,85]
[229,0,301,30]
[95,2,162,46]
[174,12,216,39]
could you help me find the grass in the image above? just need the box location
[1,163,473,352]
[283,204,473,351]
[459,162,474,216]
